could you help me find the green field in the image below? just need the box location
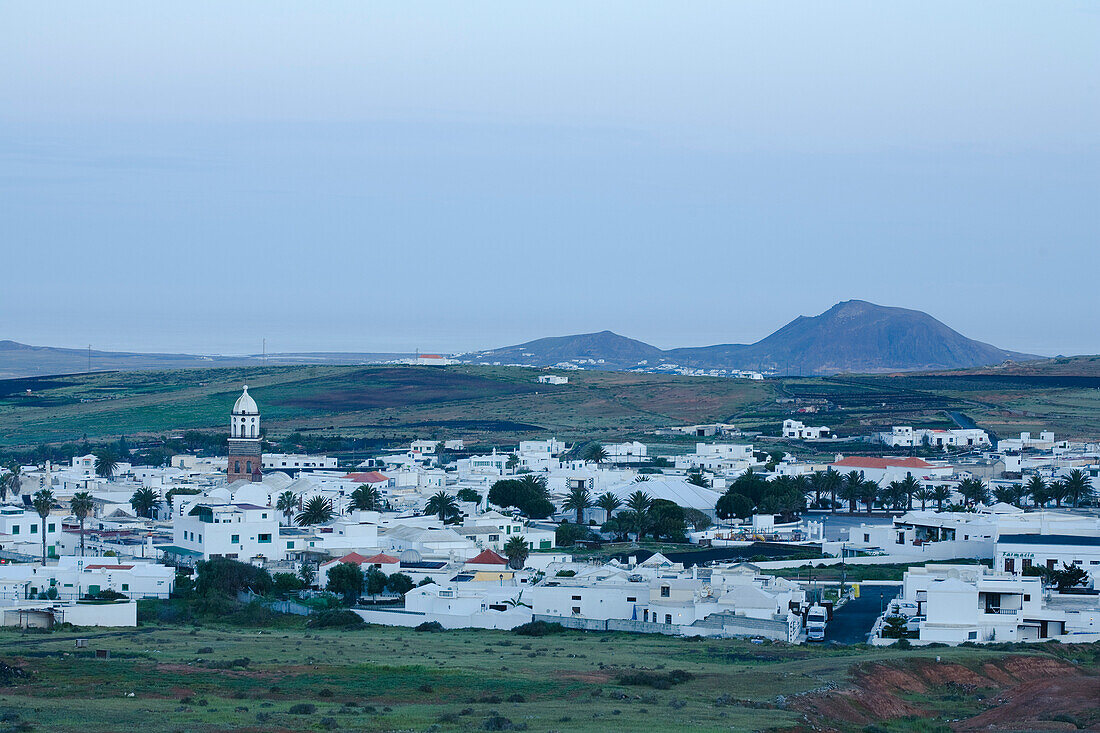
[2,364,1099,451]
[1,619,1097,732]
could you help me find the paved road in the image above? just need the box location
[825,585,900,644]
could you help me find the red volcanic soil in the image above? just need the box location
[788,654,1099,732]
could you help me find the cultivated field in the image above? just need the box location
[0,622,1096,732]
[3,363,1100,451]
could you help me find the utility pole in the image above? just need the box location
[87,345,91,372]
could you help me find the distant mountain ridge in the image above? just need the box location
[1,301,1043,379]
[464,300,1041,375]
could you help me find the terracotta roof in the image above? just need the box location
[831,457,934,469]
[343,471,389,484]
[84,564,134,570]
[466,549,508,565]
[361,553,400,564]
[322,552,370,566]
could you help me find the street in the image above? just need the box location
[825,585,900,644]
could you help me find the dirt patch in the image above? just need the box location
[790,654,1097,732]
[560,670,613,684]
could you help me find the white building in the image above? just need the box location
[674,443,755,472]
[166,502,283,564]
[0,506,63,559]
[262,454,338,472]
[878,426,990,449]
[995,534,1100,582]
[536,375,569,385]
[603,442,648,463]
[997,431,1058,453]
[782,420,830,440]
[0,557,175,602]
[829,456,953,485]
[891,564,1100,644]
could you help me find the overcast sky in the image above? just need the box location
[2,2,1098,356]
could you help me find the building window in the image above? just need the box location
[246,461,252,474]
[11,526,18,535]
[121,584,129,591]
[968,631,977,640]
[30,524,37,534]
[48,523,55,533]
[572,595,581,601]
[234,461,241,473]
[571,606,581,615]
[627,597,637,603]
[665,614,672,624]
[231,534,240,544]
[287,541,294,549]
[258,534,271,543]
[660,586,670,597]
[1024,594,1031,602]
[1004,558,1014,573]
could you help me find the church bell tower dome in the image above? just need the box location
[227,385,262,482]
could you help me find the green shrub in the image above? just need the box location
[307,610,365,628]
[514,621,565,637]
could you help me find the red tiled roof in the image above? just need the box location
[343,471,389,484]
[84,564,134,570]
[831,457,934,469]
[466,549,508,565]
[361,553,400,564]
[322,552,370,567]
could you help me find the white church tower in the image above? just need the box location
[227,385,262,482]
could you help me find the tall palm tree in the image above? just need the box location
[931,485,951,511]
[518,473,549,495]
[562,485,593,525]
[129,487,159,519]
[840,471,863,513]
[94,452,119,480]
[898,475,920,510]
[70,491,94,557]
[884,481,907,511]
[276,491,298,525]
[860,480,879,514]
[1062,469,1094,508]
[686,470,709,488]
[914,486,933,511]
[1,463,23,501]
[296,496,334,526]
[32,489,55,563]
[1024,474,1045,508]
[503,535,529,570]
[625,491,653,540]
[633,474,651,482]
[809,471,825,508]
[595,491,622,520]
[957,478,989,507]
[425,491,459,523]
[350,484,381,511]
[582,443,608,465]
[1048,480,1068,508]
[821,468,841,512]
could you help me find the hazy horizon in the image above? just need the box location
[3,2,1098,357]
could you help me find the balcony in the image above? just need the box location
[982,607,1019,615]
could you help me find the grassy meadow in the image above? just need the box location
[1,619,1097,732]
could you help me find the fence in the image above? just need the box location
[236,590,314,616]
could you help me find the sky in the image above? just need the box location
[2,1,1098,356]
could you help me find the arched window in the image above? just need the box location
[246,461,252,474]
[234,461,241,473]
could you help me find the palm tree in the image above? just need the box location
[32,489,55,563]
[625,491,653,540]
[296,496,334,526]
[884,481,907,511]
[517,473,549,495]
[350,484,381,511]
[1048,480,1069,508]
[633,474,651,482]
[129,487,159,519]
[957,478,989,507]
[562,485,593,525]
[506,454,520,473]
[581,444,607,465]
[595,491,622,520]
[859,480,879,514]
[809,471,825,508]
[993,484,1021,507]
[898,475,920,510]
[914,486,933,511]
[425,491,459,523]
[94,452,119,480]
[0,464,19,502]
[840,471,863,513]
[686,470,709,488]
[1062,469,1094,508]
[821,468,841,512]
[931,485,951,511]
[1025,474,1046,508]
[503,535,529,570]
[276,491,298,525]
[70,491,94,557]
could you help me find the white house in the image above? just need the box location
[167,502,283,564]
[262,454,338,471]
[782,420,830,440]
[878,426,990,449]
[995,534,1100,582]
[0,557,175,602]
[536,375,569,385]
[830,456,953,485]
[603,442,648,463]
[0,506,63,559]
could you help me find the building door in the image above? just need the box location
[1004,558,1014,573]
